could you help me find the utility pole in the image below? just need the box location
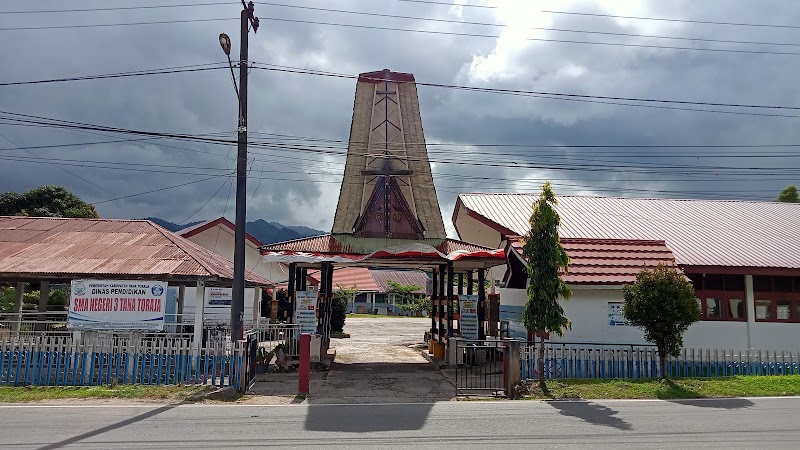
[231,1,259,342]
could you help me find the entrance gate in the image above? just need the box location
[455,339,506,396]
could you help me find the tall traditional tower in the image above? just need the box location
[332,69,447,239]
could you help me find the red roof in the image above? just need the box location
[457,194,800,270]
[0,216,272,285]
[308,267,428,294]
[177,216,263,247]
[507,237,678,285]
[260,233,492,256]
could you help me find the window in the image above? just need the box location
[726,298,744,320]
[753,276,772,292]
[724,275,745,291]
[755,299,772,320]
[706,298,722,318]
[774,277,793,293]
[777,300,792,321]
[704,274,724,290]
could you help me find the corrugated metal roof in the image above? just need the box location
[370,269,428,294]
[0,216,271,285]
[509,238,677,285]
[261,233,492,255]
[460,194,800,269]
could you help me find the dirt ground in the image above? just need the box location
[246,317,456,404]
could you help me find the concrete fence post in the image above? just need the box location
[504,340,522,399]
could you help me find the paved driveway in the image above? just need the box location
[311,317,454,404]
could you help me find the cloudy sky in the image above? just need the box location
[1,0,799,237]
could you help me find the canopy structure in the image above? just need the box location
[260,234,505,271]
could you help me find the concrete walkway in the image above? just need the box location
[312,317,454,404]
[244,317,454,404]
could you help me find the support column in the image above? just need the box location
[467,272,474,296]
[438,264,446,343]
[37,281,50,331]
[745,274,755,350]
[457,273,464,334]
[12,282,24,335]
[478,269,486,340]
[318,263,329,335]
[252,287,261,325]
[299,268,307,291]
[178,285,186,330]
[446,262,454,338]
[193,280,206,351]
[288,262,296,323]
[430,269,437,341]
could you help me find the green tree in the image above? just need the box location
[522,182,572,385]
[388,280,429,316]
[331,285,358,332]
[622,264,700,378]
[0,185,98,218]
[777,185,799,203]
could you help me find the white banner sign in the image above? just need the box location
[69,279,166,331]
[207,287,232,306]
[608,302,629,326]
[295,290,318,335]
[459,295,480,340]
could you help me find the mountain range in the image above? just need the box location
[142,217,324,244]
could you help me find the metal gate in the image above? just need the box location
[455,339,506,396]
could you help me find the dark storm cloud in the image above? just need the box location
[1,0,799,236]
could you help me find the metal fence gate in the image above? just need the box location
[455,339,505,396]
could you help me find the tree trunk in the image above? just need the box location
[538,332,546,387]
[659,352,668,379]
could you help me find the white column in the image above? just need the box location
[12,282,24,334]
[177,285,185,323]
[193,280,205,351]
[252,287,261,324]
[745,274,755,350]
[38,281,50,332]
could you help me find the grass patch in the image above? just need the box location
[523,375,800,400]
[0,385,213,403]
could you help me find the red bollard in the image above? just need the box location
[298,333,311,395]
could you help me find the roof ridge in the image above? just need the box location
[147,220,217,277]
[459,193,800,205]
[0,216,153,222]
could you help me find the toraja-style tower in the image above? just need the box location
[332,69,447,239]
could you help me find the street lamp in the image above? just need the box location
[219,33,231,56]
[219,33,238,98]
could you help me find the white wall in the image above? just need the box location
[499,287,800,352]
[183,225,289,284]
[181,286,260,323]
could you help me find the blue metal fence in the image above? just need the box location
[521,342,800,380]
[0,336,245,389]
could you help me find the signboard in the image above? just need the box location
[294,290,318,334]
[608,302,629,326]
[459,295,480,340]
[207,287,232,306]
[69,279,166,331]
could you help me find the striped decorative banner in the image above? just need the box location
[521,343,800,380]
[0,336,246,389]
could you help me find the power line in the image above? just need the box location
[0,129,106,191]
[252,65,800,118]
[261,17,800,58]
[3,11,800,58]
[0,2,235,14]
[262,2,800,48]
[395,0,800,30]
[178,176,232,225]
[93,174,231,205]
[0,63,227,87]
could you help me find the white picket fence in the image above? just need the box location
[0,335,247,389]
[521,342,800,380]
[256,324,302,356]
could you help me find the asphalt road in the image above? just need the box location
[2,397,799,449]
